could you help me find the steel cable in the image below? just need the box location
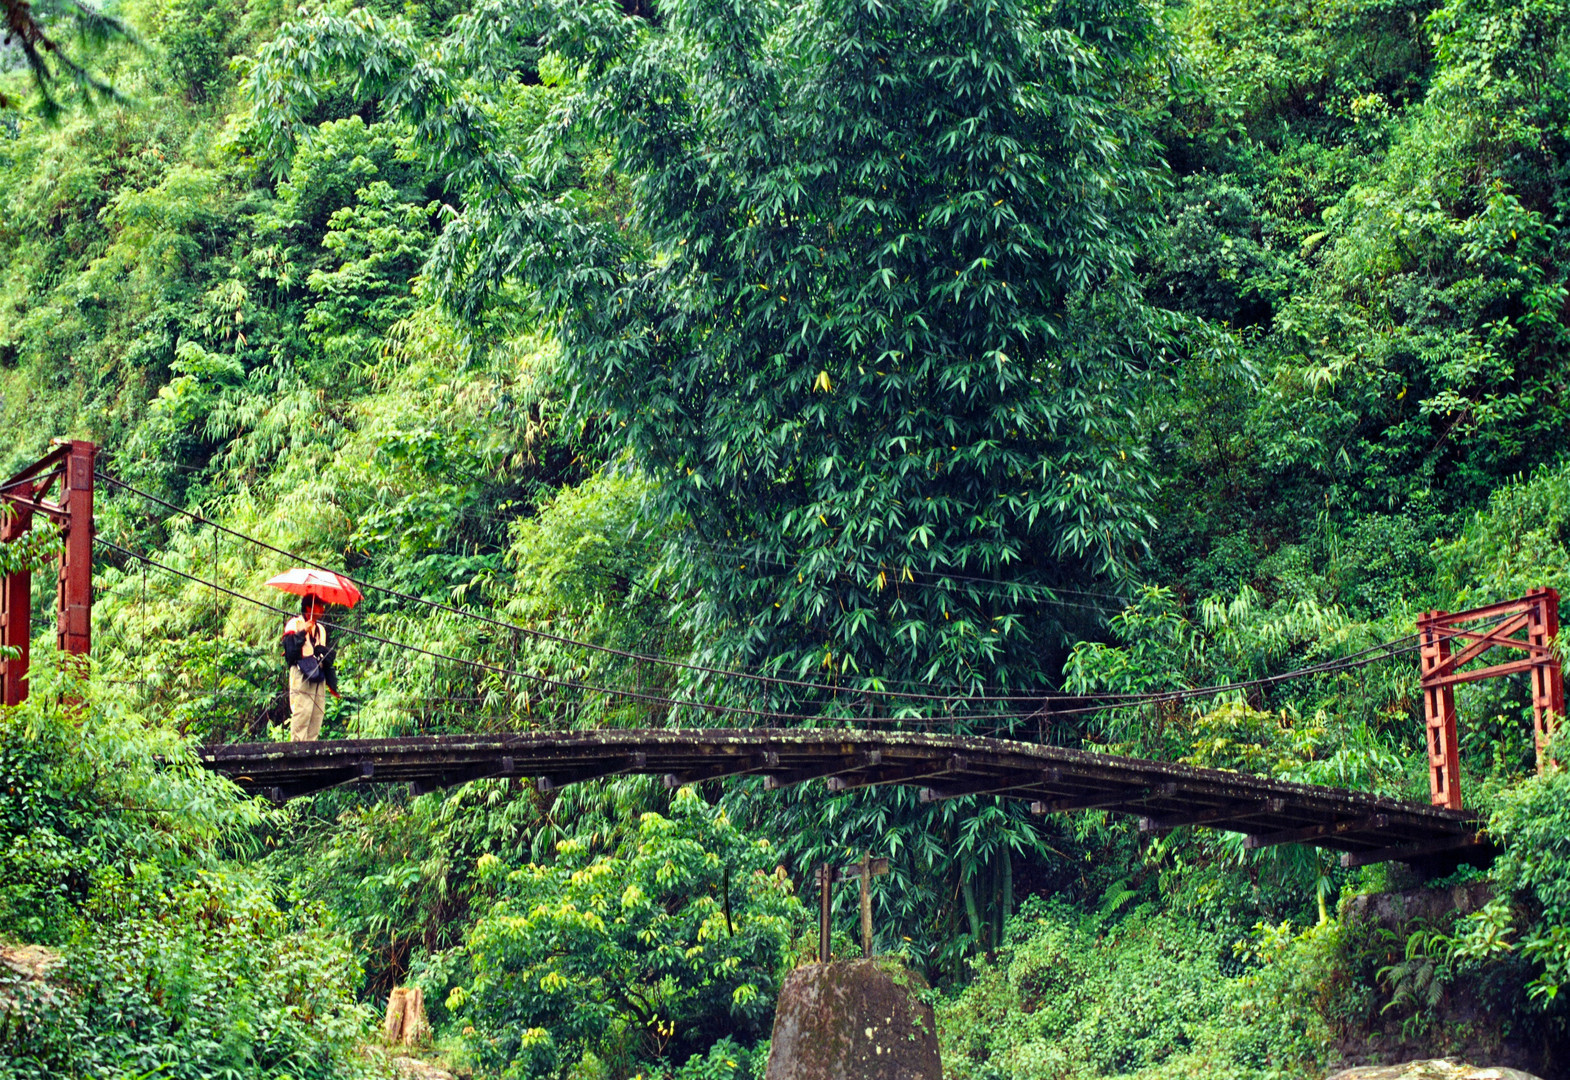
[95,472,1424,711]
[94,536,1056,731]
[95,534,1440,751]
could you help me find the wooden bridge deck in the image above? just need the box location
[199,728,1488,869]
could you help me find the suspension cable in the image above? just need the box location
[95,472,1421,710]
[95,471,1123,704]
[96,534,1434,756]
[94,536,1057,731]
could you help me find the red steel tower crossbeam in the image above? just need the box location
[1417,588,1564,810]
[0,440,96,706]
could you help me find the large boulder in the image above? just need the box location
[1329,1060,1541,1080]
[1341,882,1496,931]
[764,959,940,1080]
[1333,887,1548,1074]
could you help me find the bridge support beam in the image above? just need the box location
[1030,783,1177,815]
[764,751,881,790]
[1139,798,1287,834]
[1,487,32,707]
[1244,814,1389,850]
[56,442,95,666]
[919,770,1043,802]
[1338,832,1496,871]
[666,751,777,788]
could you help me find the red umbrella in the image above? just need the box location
[264,568,364,609]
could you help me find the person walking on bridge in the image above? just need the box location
[265,568,361,742]
[281,593,340,741]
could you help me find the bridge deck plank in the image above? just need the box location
[198,729,1480,863]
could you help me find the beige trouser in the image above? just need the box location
[289,665,326,741]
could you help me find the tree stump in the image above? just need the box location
[383,986,430,1047]
[764,959,940,1080]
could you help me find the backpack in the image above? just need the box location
[298,651,326,683]
[285,618,328,683]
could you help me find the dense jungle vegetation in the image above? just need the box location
[3,0,1570,1075]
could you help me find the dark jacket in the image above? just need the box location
[281,619,339,692]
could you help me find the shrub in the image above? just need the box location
[0,675,375,1079]
[939,897,1331,1080]
[452,787,806,1079]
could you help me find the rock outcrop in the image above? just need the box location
[1329,1060,1542,1080]
[389,1054,456,1080]
[764,958,940,1080]
[0,942,64,1016]
[1341,882,1495,931]
[1332,884,1550,1075]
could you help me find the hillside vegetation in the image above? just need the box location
[2,0,1569,1076]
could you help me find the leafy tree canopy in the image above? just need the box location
[249,0,1180,713]
[1,0,131,119]
[453,786,805,1077]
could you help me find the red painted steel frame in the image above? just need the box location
[0,487,32,706]
[1417,588,1564,810]
[0,441,96,706]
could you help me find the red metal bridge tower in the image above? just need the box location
[1,440,96,706]
[1418,588,1563,811]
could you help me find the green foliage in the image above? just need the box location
[454,787,806,1078]
[156,0,243,103]
[1481,745,1570,1010]
[495,468,689,725]
[0,697,104,943]
[305,181,435,370]
[1169,0,1434,146]
[641,1038,766,1080]
[262,773,551,1005]
[4,0,1570,1072]
[726,779,1069,977]
[0,0,135,119]
[3,870,372,1080]
[1064,585,1416,789]
[1375,920,1460,1035]
[249,0,1176,710]
[1434,459,1570,605]
[1144,175,1297,328]
[0,520,61,663]
[939,897,1331,1080]
[0,671,375,1079]
[1143,0,1570,598]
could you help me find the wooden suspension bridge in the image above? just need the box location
[198,728,1486,870]
[4,441,1566,873]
